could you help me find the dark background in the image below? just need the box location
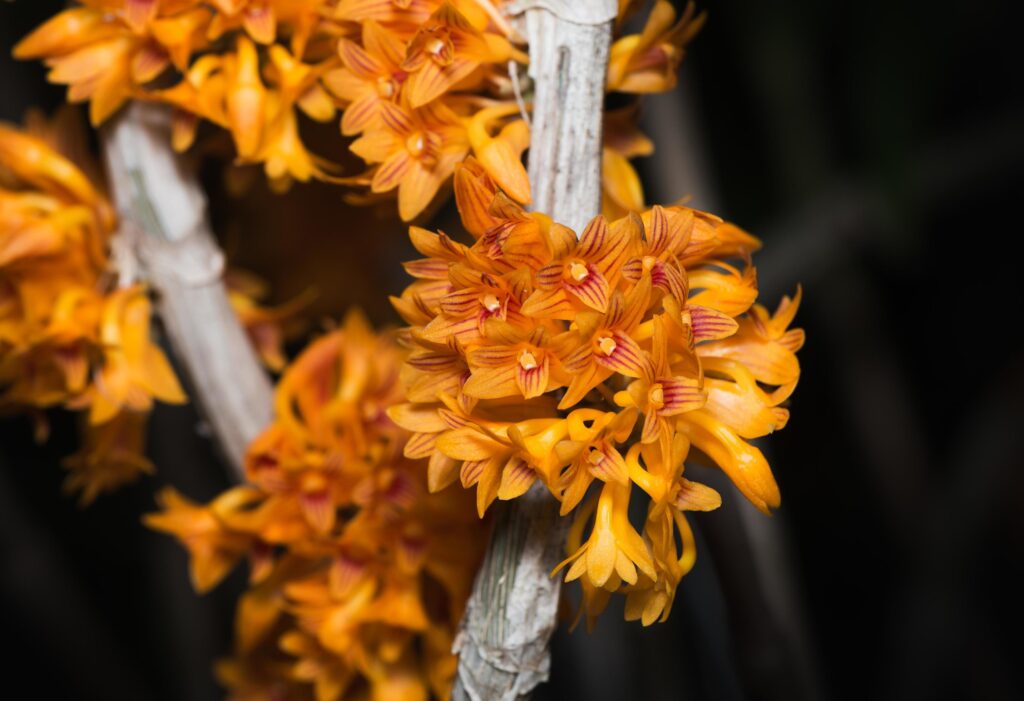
[2,1,1022,699]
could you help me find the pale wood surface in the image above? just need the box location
[102,103,274,479]
[451,3,616,699]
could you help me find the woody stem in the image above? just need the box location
[451,3,617,700]
[101,102,274,480]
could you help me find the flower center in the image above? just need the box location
[597,335,617,356]
[587,449,605,466]
[376,77,397,98]
[482,294,501,312]
[649,384,665,407]
[406,131,426,157]
[568,260,590,282]
[426,37,450,64]
[642,255,657,270]
[518,349,539,370]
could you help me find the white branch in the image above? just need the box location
[452,4,615,700]
[101,103,274,479]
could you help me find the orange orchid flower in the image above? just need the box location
[607,0,705,94]
[350,101,469,220]
[89,285,187,425]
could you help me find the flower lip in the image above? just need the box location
[376,77,397,98]
[482,294,501,312]
[568,260,590,283]
[648,384,665,408]
[597,335,617,356]
[518,349,539,370]
[406,132,426,157]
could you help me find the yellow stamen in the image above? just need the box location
[597,336,617,356]
[518,349,538,370]
[642,255,657,270]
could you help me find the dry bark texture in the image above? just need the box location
[451,3,616,700]
[102,103,274,478]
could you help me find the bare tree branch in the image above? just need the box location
[101,103,274,478]
[452,3,616,700]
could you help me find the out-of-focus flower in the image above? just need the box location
[0,116,187,502]
[226,268,314,371]
[148,312,486,699]
[17,0,530,221]
[607,0,705,94]
[390,159,803,625]
[602,1,707,217]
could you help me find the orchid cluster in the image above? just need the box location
[13,0,529,218]
[15,1,700,221]
[390,160,803,626]
[147,313,485,701]
[0,114,297,502]
[5,0,807,696]
[0,115,184,503]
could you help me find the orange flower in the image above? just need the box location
[62,411,155,506]
[350,101,469,220]
[602,106,654,219]
[607,0,705,94]
[145,486,257,592]
[522,214,639,318]
[325,21,409,136]
[89,285,187,424]
[401,3,513,108]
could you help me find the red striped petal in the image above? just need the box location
[566,268,610,312]
[402,257,448,279]
[515,353,550,399]
[659,377,706,415]
[337,38,384,78]
[498,456,536,500]
[594,331,649,378]
[689,305,739,342]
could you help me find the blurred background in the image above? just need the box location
[2,1,1022,699]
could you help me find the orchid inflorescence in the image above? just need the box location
[5,0,805,697]
[15,0,700,220]
[147,313,485,700]
[0,114,185,503]
[390,159,802,627]
[0,113,299,503]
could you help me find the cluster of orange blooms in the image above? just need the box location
[15,0,701,221]
[6,0,807,696]
[0,113,297,502]
[391,160,803,626]
[13,0,528,219]
[147,313,485,701]
[0,114,186,503]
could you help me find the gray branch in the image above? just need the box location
[452,4,615,699]
[101,103,274,479]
